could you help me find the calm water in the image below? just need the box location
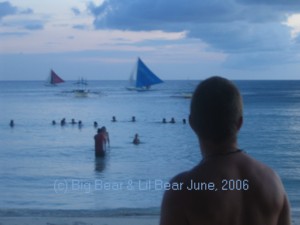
[0,80,299,219]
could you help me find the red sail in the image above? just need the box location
[50,70,65,84]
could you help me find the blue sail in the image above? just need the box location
[135,58,163,88]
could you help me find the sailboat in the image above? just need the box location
[46,69,65,86]
[126,58,163,91]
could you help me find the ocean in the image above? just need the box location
[0,80,299,220]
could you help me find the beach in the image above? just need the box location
[1,214,299,225]
[0,209,160,225]
[0,216,159,225]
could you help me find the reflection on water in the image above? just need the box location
[94,156,106,174]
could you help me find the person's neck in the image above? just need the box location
[200,139,239,159]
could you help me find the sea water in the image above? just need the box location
[0,80,299,220]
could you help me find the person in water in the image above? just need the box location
[101,126,110,147]
[60,118,66,126]
[9,120,14,127]
[94,121,98,128]
[160,76,291,225]
[133,133,140,145]
[169,117,175,124]
[162,118,167,124]
[131,116,136,122]
[112,116,117,122]
[94,128,107,157]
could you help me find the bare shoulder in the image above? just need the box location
[241,153,284,190]
[242,153,291,224]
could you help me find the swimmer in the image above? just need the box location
[9,120,14,127]
[60,118,66,126]
[101,126,110,147]
[133,133,140,145]
[71,118,77,125]
[162,118,167,124]
[170,118,176,124]
[112,116,117,122]
[94,121,98,128]
[131,116,136,122]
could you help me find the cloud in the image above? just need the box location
[23,20,44,30]
[237,0,300,7]
[0,31,29,37]
[2,18,44,30]
[0,1,32,20]
[87,0,300,68]
[71,7,81,16]
[72,24,88,30]
[0,1,42,30]
[0,1,17,19]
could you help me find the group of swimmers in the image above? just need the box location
[162,117,186,124]
[52,118,84,127]
[9,116,186,128]
[112,116,187,124]
[8,115,184,157]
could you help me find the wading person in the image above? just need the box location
[94,128,107,157]
[160,76,291,225]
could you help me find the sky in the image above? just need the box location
[0,0,300,80]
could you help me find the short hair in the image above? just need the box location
[190,76,243,143]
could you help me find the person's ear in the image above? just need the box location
[189,115,196,132]
[237,116,243,131]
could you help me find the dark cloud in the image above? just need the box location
[0,1,33,20]
[87,0,295,29]
[237,0,300,7]
[71,7,81,16]
[0,1,17,19]
[88,0,240,30]
[188,21,292,53]
[24,21,44,30]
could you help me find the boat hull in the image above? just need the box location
[73,89,89,97]
[126,86,150,92]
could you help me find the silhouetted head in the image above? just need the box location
[190,76,243,144]
[97,128,102,134]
